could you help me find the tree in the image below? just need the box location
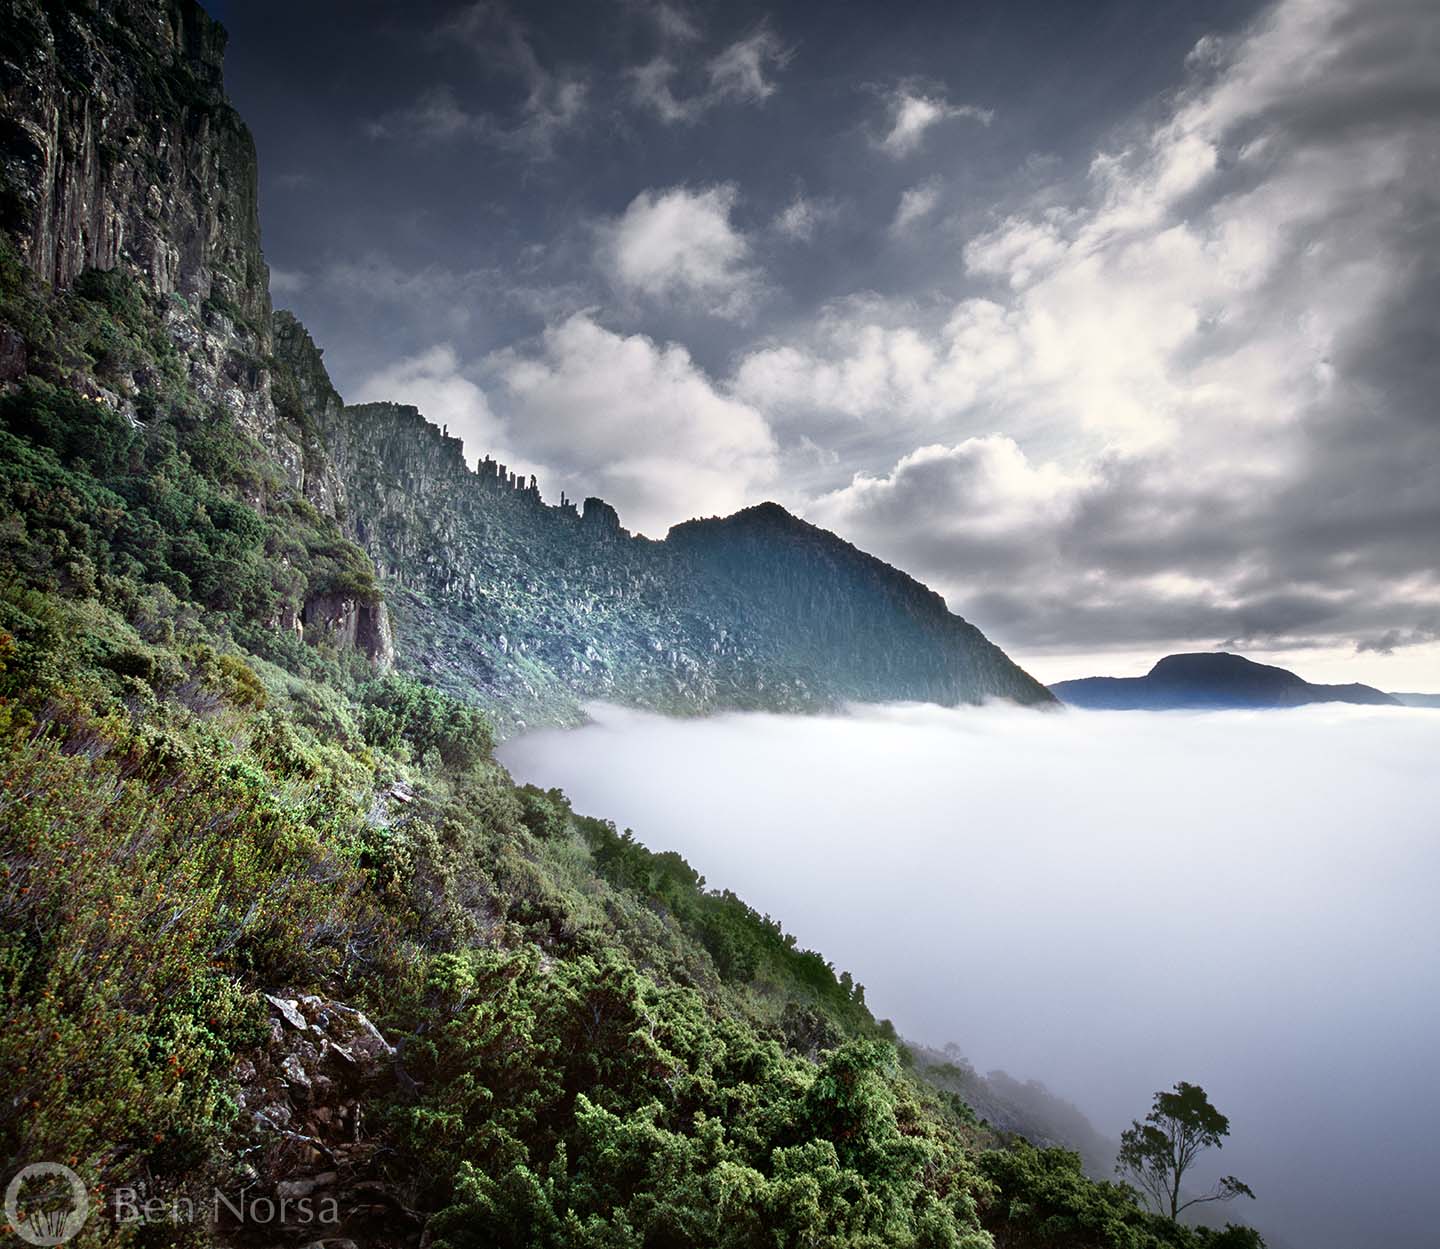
[1117,1082,1255,1220]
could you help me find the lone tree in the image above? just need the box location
[1117,1082,1255,1220]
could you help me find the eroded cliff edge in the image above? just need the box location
[1,0,1051,735]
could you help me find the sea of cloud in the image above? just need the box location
[499,701,1440,1249]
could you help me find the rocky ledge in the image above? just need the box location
[225,993,418,1248]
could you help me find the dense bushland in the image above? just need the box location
[0,253,1264,1246]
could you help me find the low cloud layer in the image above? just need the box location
[500,702,1440,1249]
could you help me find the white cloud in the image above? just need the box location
[493,313,778,535]
[811,436,1092,543]
[628,25,791,123]
[877,85,993,157]
[602,184,762,318]
[627,57,694,124]
[741,0,1440,663]
[772,192,837,241]
[352,345,523,471]
[354,318,780,538]
[890,181,942,234]
[708,29,790,103]
[732,297,1021,427]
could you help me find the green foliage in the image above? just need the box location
[407,951,987,1249]
[0,711,384,1184]
[360,673,493,769]
[573,806,874,1027]
[516,783,569,840]
[979,1144,1263,1249]
[0,257,380,644]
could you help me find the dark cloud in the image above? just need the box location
[215,0,1437,683]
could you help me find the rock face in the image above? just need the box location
[302,591,395,670]
[1051,652,1401,710]
[1,0,1051,731]
[272,309,348,516]
[0,0,284,439]
[228,992,417,1245]
[1,1,266,313]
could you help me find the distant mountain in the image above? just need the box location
[1050,652,1401,710]
[1390,692,1440,708]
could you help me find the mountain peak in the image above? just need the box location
[1147,651,1307,687]
[1053,652,1398,710]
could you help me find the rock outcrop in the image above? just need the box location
[226,992,418,1246]
[302,591,394,671]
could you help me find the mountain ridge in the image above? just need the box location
[1051,651,1400,710]
[269,318,1053,732]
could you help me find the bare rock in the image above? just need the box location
[266,994,309,1031]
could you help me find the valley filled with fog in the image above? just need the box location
[500,702,1440,1249]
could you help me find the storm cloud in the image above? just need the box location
[216,0,1440,686]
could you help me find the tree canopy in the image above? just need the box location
[1117,1082,1255,1220]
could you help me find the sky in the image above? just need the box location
[214,0,1440,689]
[500,701,1440,1249]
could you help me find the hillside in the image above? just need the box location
[271,319,1051,735]
[1390,691,1440,709]
[1051,652,1399,710]
[0,3,1258,1247]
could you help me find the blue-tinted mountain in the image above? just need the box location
[1051,652,1400,710]
[1389,691,1440,708]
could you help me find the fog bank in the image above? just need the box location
[499,703,1440,1249]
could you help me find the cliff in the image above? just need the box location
[0,0,1049,733]
[1,0,266,324]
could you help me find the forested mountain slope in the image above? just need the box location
[270,319,1051,735]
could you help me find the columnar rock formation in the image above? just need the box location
[2,0,391,664]
[1,0,1051,733]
